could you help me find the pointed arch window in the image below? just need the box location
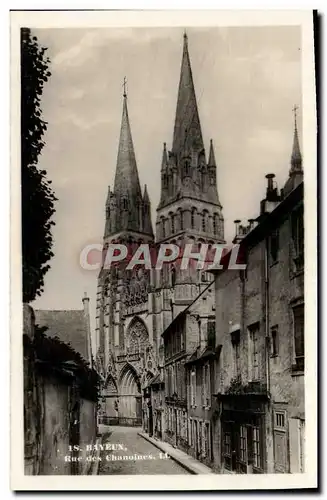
[191,209,196,229]
[123,198,128,210]
[171,214,175,234]
[213,214,219,235]
[162,218,166,238]
[202,212,207,233]
[179,210,184,231]
[183,160,190,178]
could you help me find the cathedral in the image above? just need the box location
[95,33,225,425]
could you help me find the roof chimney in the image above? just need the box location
[234,219,241,236]
[260,174,281,216]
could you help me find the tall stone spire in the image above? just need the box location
[143,184,153,235]
[290,105,303,172]
[114,93,142,201]
[283,105,303,197]
[109,90,145,234]
[172,32,204,158]
[208,139,216,167]
[161,142,168,171]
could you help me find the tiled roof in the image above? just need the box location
[34,309,88,361]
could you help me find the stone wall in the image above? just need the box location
[23,304,98,475]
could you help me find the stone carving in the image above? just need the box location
[126,318,149,355]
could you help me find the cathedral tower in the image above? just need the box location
[155,33,225,329]
[96,89,157,425]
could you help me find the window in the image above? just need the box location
[171,214,175,234]
[293,304,304,371]
[202,213,206,232]
[248,323,260,381]
[271,325,279,357]
[190,370,196,406]
[162,219,166,238]
[123,198,128,210]
[179,210,184,231]
[191,209,196,229]
[275,411,286,430]
[253,426,261,468]
[291,206,304,269]
[240,425,247,463]
[270,229,279,262]
[183,160,190,177]
[213,215,217,235]
[172,365,176,395]
[207,320,216,348]
[203,363,211,407]
[231,329,241,378]
[224,431,231,457]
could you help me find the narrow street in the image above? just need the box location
[98,427,189,475]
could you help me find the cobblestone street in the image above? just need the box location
[98,427,189,475]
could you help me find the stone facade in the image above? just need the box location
[212,169,304,473]
[95,30,305,477]
[96,33,224,426]
[23,302,98,475]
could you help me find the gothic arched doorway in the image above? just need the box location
[118,364,142,425]
[101,375,118,424]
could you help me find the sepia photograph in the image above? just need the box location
[11,9,317,491]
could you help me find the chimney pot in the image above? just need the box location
[234,219,241,235]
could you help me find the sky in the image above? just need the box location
[31,26,302,339]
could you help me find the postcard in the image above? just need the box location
[11,9,317,491]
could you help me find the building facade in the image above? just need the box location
[94,29,305,476]
[96,33,224,426]
[211,119,304,473]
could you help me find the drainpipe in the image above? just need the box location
[264,237,275,473]
[264,239,271,392]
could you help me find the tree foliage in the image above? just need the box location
[21,28,57,302]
